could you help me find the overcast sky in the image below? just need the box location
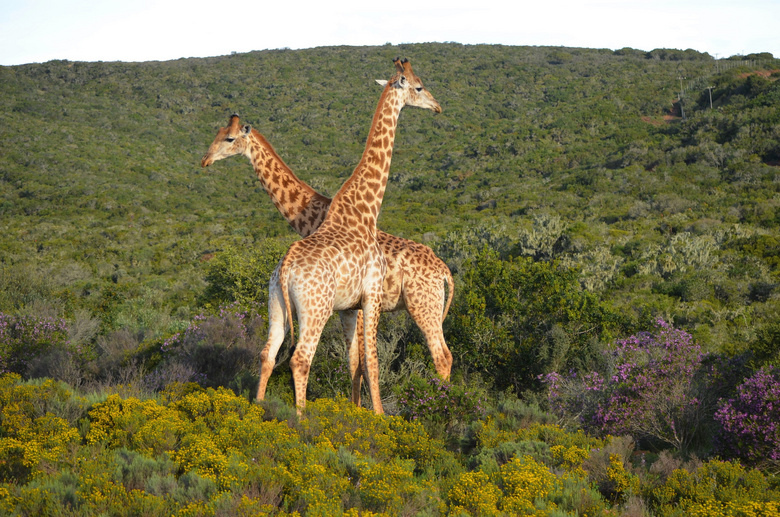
[1,0,778,66]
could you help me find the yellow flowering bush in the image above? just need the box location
[550,444,590,476]
[475,416,519,450]
[448,469,501,516]
[172,386,256,429]
[499,455,558,515]
[355,457,417,512]
[171,388,303,493]
[174,433,230,484]
[86,394,186,455]
[299,396,445,470]
[223,494,291,516]
[651,460,780,517]
[0,414,79,481]
[2,370,778,517]
[605,453,640,501]
[0,375,82,482]
[67,450,172,517]
[280,444,350,515]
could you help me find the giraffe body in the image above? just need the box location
[202,117,454,398]
[215,59,441,414]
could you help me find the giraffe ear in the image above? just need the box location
[375,79,388,86]
[241,125,252,135]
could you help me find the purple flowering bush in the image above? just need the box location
[0,312,72,377]
[714,366,780,468]
[544,320,710,452]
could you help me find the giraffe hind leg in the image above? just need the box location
[406,289,452,380]
[256,280,289,401]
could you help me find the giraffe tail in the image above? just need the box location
[442,265,454,321]
[279,251,295,348]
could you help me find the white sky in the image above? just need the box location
[1,0,778,66]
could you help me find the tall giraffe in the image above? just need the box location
[258,58,440,414]
[201,114,454,403]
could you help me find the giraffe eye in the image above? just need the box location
[226,137,235,143]
[415,87,423,93]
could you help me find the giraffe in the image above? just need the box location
[255,58,441,414]
[201,113,454,404]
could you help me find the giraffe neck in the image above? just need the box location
[327,86,403,231]
[244,129,331,237]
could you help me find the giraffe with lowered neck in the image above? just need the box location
[202,111,454,404]
[252,58,441,414]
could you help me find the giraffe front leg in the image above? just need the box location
[290,308,330,415]
[339,310,363,406]
[361,294,384,415]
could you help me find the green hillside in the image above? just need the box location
[2,43,778,355]
[2,42,780,516]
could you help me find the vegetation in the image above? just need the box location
[1,43,779,514]
[2,374,779,516]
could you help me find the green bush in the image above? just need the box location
[199,241,290,311]
[394,373,489,444]
[446,247,619,392]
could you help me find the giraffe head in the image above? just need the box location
[201,114,253,167]
[376,57,442,113]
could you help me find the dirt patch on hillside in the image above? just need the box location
[739,69,779,79]
[641,114,680,126]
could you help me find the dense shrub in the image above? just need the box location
[154,302,265,390]
[0,375,83,484]
[649,459,780,516]
[1,374,778,516]
[714,366,780,469]
[446,247,618,392]
[299,396,448,472]
[544,320,711,452]
[394,373,488,442]
[199,242,289,311]
[0,313,71,376]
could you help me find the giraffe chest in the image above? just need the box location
[331,245,385,310]
[290,239,383,310]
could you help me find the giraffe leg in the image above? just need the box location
[256,277,288,401]
[339,310,363,406]
[290,306,331,415]
[361,293,384,415]
[405,282,453,379]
